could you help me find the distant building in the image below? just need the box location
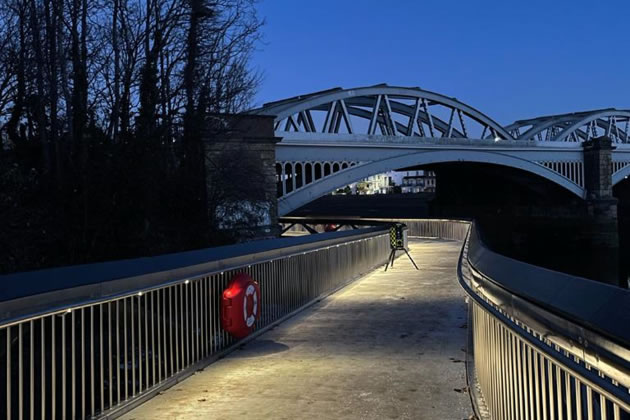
[333,170,435,195]
[355,173,393,194]
[334,173,393,195]
[401,170,436,193]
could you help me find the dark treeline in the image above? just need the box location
[0,0,264,273]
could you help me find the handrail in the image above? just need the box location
[0,226,388,326]
[2,218,628,419]
[467,225,630,352]
[280,217,471,241]
[459,222,630,418]
[0,227,391,419]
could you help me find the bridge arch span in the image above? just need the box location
[506,109,630,143]
[253,84,514,141]
[278,150,585,216]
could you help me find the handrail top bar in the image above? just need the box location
[280,216,472,225]
[458,241,630,411]
[466,223,630,357]
[0,226,388,325]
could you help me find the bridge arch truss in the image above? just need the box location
[505,109,630,143]
[252,85,514,141]
[252,85,630,215]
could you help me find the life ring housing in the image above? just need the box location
[221,273,261,338]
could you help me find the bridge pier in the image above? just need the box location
[204,115,281,240]
[581,137,620,286]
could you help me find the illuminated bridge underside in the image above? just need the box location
[251,85,630,216]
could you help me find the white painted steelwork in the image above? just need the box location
[252,85,513,140]
[253,86,630,215]
[506,109,630,143]
[275,147,587,216]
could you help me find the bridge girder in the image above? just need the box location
[249,84,630,213]
[276,149,586,216]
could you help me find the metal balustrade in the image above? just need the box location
[459,223,630,420]
[0,228,390,419]
[2,218,629,420]
[369,218,470,240]
[280,217,470,241]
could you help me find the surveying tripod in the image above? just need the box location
[384,224,419,271]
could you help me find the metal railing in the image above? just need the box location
[459,223,630,420]
[372,218,470,240]
[0,227,390,419]
[279,217,470,241]
[3,217,629,420]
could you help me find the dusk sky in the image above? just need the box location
[251,0,630,125]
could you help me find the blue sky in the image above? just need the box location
[251,0,630,125]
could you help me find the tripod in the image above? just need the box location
[384,245,419,271]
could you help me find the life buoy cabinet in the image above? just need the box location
[221,273,261,339]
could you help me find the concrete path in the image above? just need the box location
[121,239,473,420]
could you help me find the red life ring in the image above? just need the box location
[324,223,338,232]
[221,273,261,339]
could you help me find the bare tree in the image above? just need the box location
[0,0,265,273]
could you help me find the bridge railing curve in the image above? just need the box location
[2,219,629,419]
[0,227,390,419]
[459,222,630,419]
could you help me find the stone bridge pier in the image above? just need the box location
[203,115,281,240]
[582,137,620,286]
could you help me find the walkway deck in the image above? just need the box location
[121,239,473,420]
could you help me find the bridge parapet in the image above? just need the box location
[1,219,628,418]
[460,222,630,419]
[274,147,589,215]
[0,227,391,419]
[275,141,630,217]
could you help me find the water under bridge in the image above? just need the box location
[1,220,628,419]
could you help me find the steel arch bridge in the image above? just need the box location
[250,84,630,216]
[505,109,630,143]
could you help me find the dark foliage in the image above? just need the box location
[0,0,263,273]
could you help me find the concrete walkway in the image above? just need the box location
[121,239,473,420]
